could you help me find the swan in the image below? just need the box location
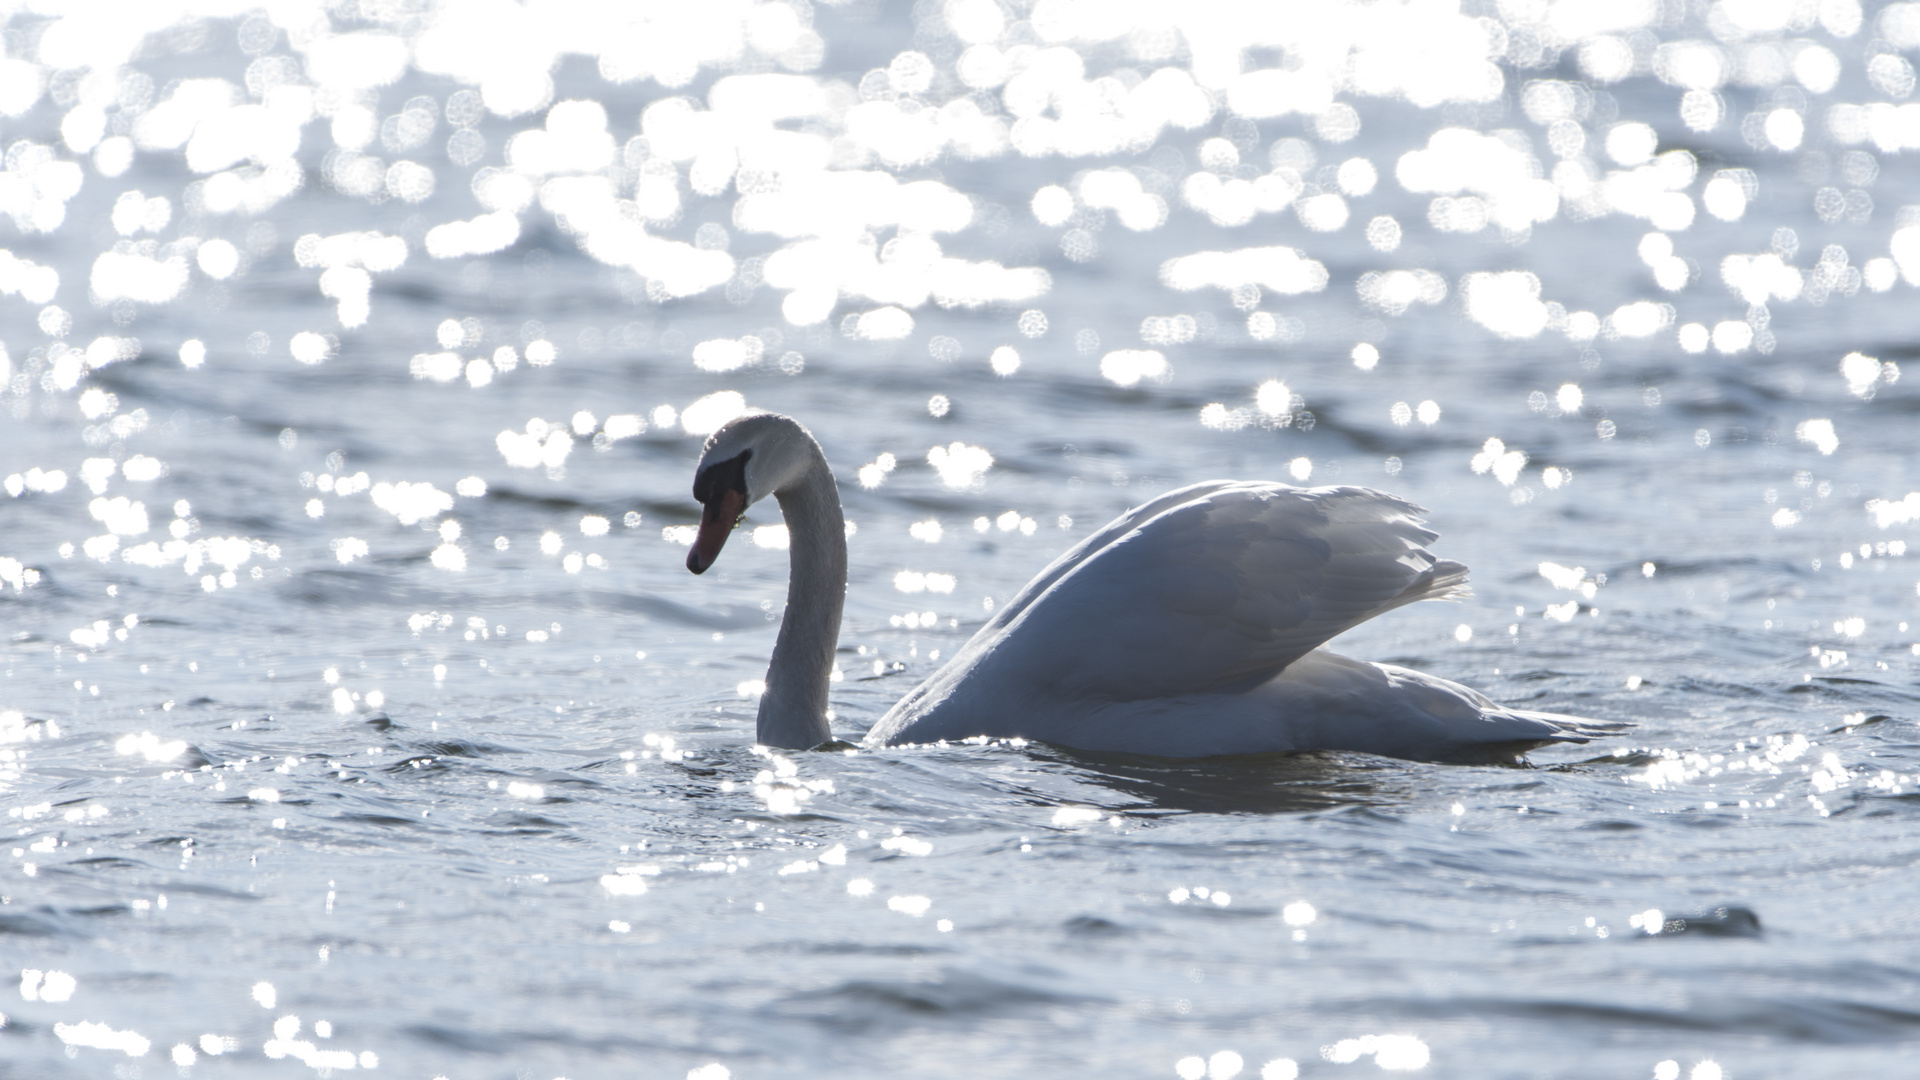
[685,412,1616,761]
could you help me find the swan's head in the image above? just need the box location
[687,412,820,574]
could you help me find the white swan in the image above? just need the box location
[686,412,1615,761]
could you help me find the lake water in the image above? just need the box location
[4,2,1920,1077]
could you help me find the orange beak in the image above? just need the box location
[686,488,746,574]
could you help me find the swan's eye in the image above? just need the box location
[692,449,752,506]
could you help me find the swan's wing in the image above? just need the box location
[979,479,1247,636]
[990,483,1467,701]
[880,481,1248,728]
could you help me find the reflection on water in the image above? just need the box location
[3,0,1920,1076]
[1033,745,1427,815]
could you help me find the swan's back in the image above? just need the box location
[870,482,1503,754]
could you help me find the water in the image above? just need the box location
[4,2,1920,1076]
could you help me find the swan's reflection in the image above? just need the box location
[1021,743,1428,816]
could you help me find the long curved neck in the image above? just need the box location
[757,449,846,749]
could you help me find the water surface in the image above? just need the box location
[3,2,1920,1077]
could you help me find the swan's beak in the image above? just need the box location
[687,488,746,574]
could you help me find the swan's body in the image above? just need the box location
[687,413,1615,761]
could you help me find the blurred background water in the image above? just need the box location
[3,0,1920,1077]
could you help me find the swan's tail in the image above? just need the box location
[1507,709,1633,743]
[1432,709,1629,764]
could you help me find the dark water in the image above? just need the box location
[3,2,1920,1077]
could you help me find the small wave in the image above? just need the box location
[776,968,1098,1030]
[1382,993,1920,1044]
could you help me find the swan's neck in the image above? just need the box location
[757,453,846,749]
